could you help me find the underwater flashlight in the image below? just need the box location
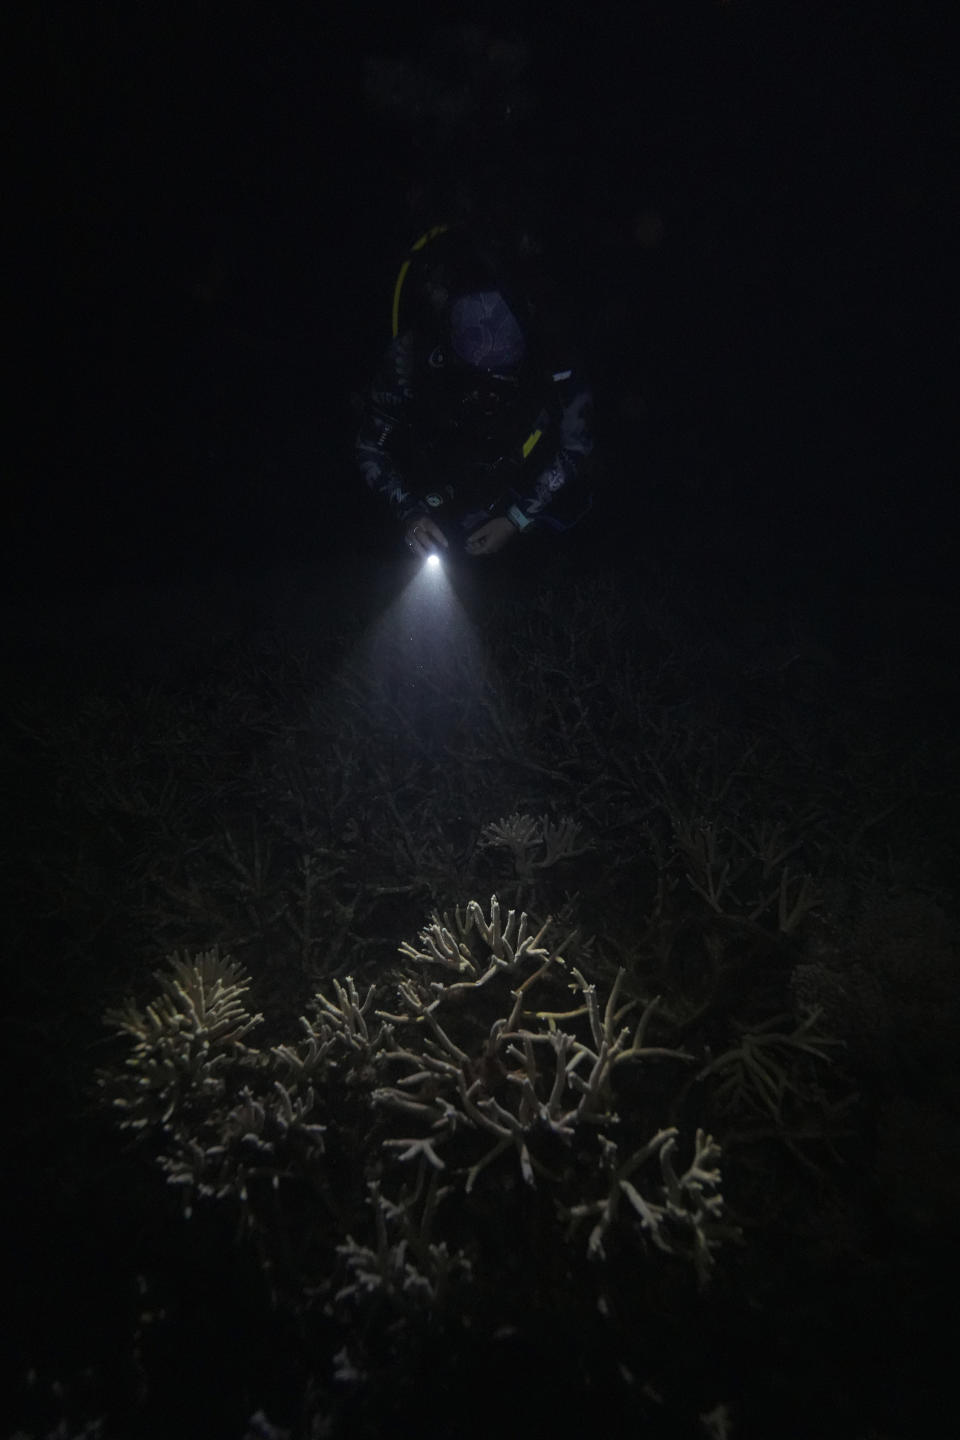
[425,553,441,570]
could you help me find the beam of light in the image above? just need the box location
[357,545,490,748]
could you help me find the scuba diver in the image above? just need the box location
[355,223,595,559]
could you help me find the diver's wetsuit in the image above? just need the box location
[355,302,595,547]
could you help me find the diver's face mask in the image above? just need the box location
[429,345,523,435]
[456,368,522,424]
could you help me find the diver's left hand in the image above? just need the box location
[465,516,517,556]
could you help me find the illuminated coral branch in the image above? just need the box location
[397,914,478,977]
[335,1177,472,1312]
[272,974,385,1091]
[480,812,592,878]
[567,1128,736,1285]
[311,976,380,1056]
[101,949,333,1224]
[395,894,556,989]
[100,899,739,1303]
[480,811,539,871]
[369,900,723,1282]
[102,948,263,1128]
[156,1079,327,1220]
[564,968,694,1121]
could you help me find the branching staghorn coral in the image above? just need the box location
[480,811,592,879]
[101,949,329,1224]
[566,1127,735,1286]
[371,897,731,1281]
[271,975,386,1095]
[671,814,823,934]
[395,893,560,984]
[156,1077,328,1221]
[689,1009,847,1130]
[100,899,738,1317]
[563,967,693,1121]
[334,1174,472,1315]
[101,948,264,1128]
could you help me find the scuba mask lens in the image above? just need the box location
[458,370,519,422]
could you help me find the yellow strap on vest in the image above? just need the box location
[391,223,451,339]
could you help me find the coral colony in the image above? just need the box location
[100,894,736,1311]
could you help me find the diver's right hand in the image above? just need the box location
[404,514,449,558]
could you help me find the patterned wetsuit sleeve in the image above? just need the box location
[518,373,595,524]
[354,333,424,522]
